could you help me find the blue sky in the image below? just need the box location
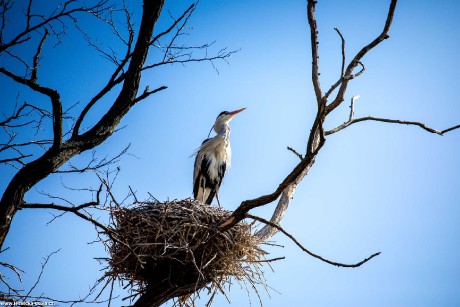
[1,0,460,306]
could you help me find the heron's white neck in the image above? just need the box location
[214,122,230,138]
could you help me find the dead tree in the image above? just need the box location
[1,0,460,305]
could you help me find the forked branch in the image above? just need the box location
[0,67,63,148]
[326,0,397,114]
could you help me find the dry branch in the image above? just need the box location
[335,27,346,77]
[20,202,108,232]
[307,0,323,105]
[0,1,110,53]
[30,29,49,83]
[326,116,460,136]
[327,0,397,114]
[249,214,380,268]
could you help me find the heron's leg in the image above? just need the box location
[200,178,206,203]
[216,191,222,207]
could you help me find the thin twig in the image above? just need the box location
[287,146,303,160]
[20,202,109,232]
[25,249,61,298]
[334,27,345,77]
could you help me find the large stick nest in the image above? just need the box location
[105,198,268,304]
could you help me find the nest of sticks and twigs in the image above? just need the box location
[104,198,269,304]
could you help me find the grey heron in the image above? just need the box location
[193,108,246,205]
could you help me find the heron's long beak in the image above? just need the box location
[228,107,246,116]
[222,107,246,125]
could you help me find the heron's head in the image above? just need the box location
[213,108,246,133]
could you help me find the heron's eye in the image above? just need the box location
[217,111,229,117]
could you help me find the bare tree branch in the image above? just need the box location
[30,29,49,83]
[335,27,345,78]
[326,115,460,136]
[325,95,460,136]
[0,258,24,283]
[145,3,237,74]
[254,184,295,242]
[25,249,61,298]
[248,214,381,268]
[326,0,397,114]
[151,3,195,45]
[0,0,111,53]
[71,72,126,138]
[160,5,196,64]
[20,202,108,232]
[0,67,63,148]
[141,48,238,71]
[0,102,31,127]
[0,154,33,166]
[132,86,167,104]
[54,145,130,174]
[0,1,13,45]
[0,248,105,305]
[287,146,303,160]
[0,140,53,153]
[75,21,121,65]
[324,62,365,100]
[307,0,323,105]
[442,124,460,134]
